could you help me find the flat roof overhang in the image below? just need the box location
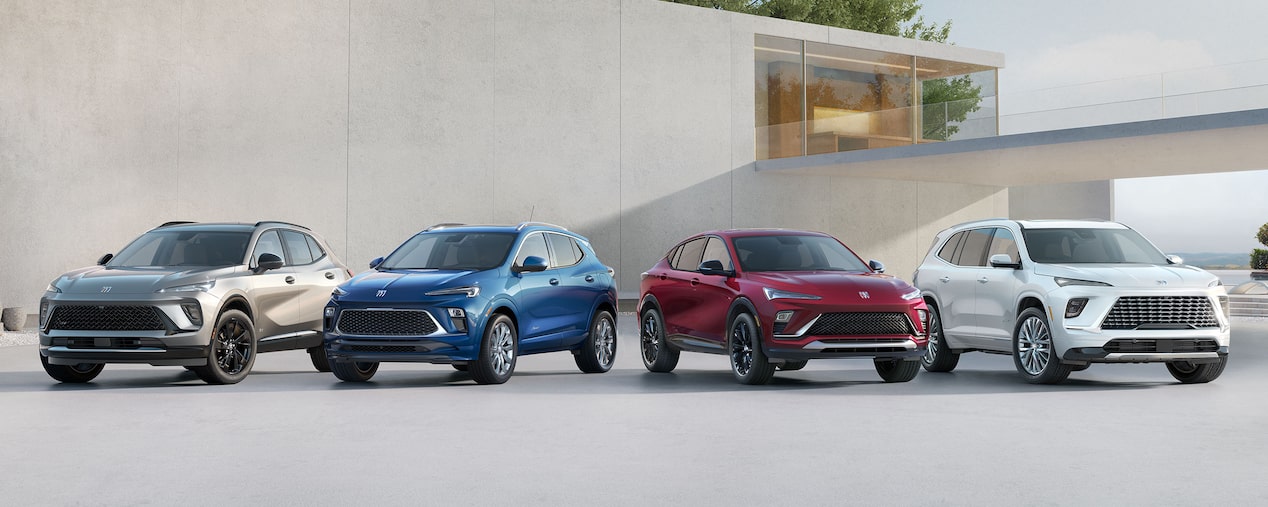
[755,108,1268,186]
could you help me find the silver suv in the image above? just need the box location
[914,219,1231,384]
[39,221,351,384]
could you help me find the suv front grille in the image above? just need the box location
[337,310,438,336]
[1102,339,1220,353]
[1102,297,1219,330]
[48,305,166,331]
[805,312,913,336]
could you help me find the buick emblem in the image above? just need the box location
[1156,280,1167,286]
[375,290,387,298]
[859,291,870,299]
[100,286,112,293]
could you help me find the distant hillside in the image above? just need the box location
[1173,252,1250,269]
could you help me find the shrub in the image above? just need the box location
[1259,223,1268,248]
[1252,249,1268,270]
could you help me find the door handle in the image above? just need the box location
[978,277,989,284]
[285,276,296,284]
[939,276,950,283]
[690,278,700,286]
[585,275,595,282]
[325,272,335,280]
[549,278,560,286]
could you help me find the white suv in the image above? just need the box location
[914,219,1230,384]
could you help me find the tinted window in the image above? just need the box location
[986,228,1018,262]
[110,230,251,268]
[1022,228,1167,264]
[253,230,288,266]
[954,228,992,267]
[672,238,707,271]
[305,234,325,261]
[701,237,733,271]
[937,232,964,263]
[733,235,869,272]
[571,239,585,264]
[282,230,314,265]
[547,233,579,267]
[514,233,551,267]
[381,232,515,270]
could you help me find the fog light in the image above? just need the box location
[448,308,465,318]
[40,299,50,326]
[324,307,336,318]
[774,311,794,323]
[916,309,928,334]
[181,302,203,326]
[1065,298,1089,318]
[1218,296,1230,321]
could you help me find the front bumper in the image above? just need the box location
[766,336,926,360]
[323,303,480,364]
[1051,288,1231,364]
[39,292,215,366]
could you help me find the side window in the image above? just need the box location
[986,228,1018,262]
[546,233,580,268]
[571,239,584,263]
[253,230,287,266]
[667,245,682,267]
[671,238,708,271]
[305,234,326,261]
[954,228,992,267]
[514,233,550,267]
[700,237,733,271]
[937,232,964,263]
[281,230,314,265]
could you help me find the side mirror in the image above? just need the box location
[697,260,733,277]
[256,253,284,273]
[514,255,549,273]
[868,260,885,273]
[989,253,1021,269]
[1166,255,1184,265]
[369,256,384,269]
[97,253,114,266]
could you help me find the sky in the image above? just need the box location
[918,0,1268,254]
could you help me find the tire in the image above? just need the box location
[331,360,379,382]
[191,309,258,385]
[778,360,808,371]
[471,313,517,385]
[920,305,960,372]
[308,346,331,372]
[639,307,679,373]
[452,363,469,372]
[1012,307,1072,384]
[728,313,775,385]
[575,310,617,373]
[40,354,103,383]
[875,358,920,383]
[1069,363,1090,372]
[1166,356,1227,384]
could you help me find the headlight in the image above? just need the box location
[158,281,215,292]
[763,287,821,300]
[900,287,922,300]
[426,286,481,298]
[1208,279,1222,288]
[332,286,348,297]
[1054,277,1111,287]
[45,283,62,293]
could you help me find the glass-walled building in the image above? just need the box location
[756,35,998,160]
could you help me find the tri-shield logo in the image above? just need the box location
[375,290,387,298]
[100,286,112,293]
[859,291,870,299]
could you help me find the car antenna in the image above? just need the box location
[528,205,535,221]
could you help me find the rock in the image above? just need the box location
[2,307,26,332]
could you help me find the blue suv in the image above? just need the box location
[323,223,619,384]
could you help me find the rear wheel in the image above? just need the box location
[452,363,469,372]
[40,354,103,383]
[778,360,808,371]
[640,308,679,373]
[728,313,775,385]
[1012,308,1072,384]
[191,309,257,385]
[308,347,331,372]
[471,314,517,385]
[920,305,959,372]
[1166,357,1227,384]
[875,358,920,383]
[331,360,379,382]
[575,310,617,373]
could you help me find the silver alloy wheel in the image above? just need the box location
[641,313,660,364]
[1016,315,1052,375]
[490,321,515,376]
[730,318,753,376]
[213,317,252,375]
[923,311,941,364]
[595,316,616,367]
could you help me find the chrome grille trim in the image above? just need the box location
[1101,296,1219,330]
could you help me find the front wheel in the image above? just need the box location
[308,347,331,372]
[1166,357,1227,384]
[875,358,920,382]
[331,360,379,382]
[1012,308,1072,384]
[728,313,775,385]
[575,310,617,373]
[920,305,959,372]
[191,309,258,385]
[640,308,679,373]
[778,360,808,371]
[40,354,103,383]
[471,314,517,385]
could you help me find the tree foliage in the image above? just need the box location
[1258,223,1268,248]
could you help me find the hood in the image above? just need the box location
[746,271,914,299]
[54,266,231,295]
[1032,263,1219,289]
[340,269,477,299]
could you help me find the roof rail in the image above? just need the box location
[254,221,311,230]
[158,221,197,228]
[425,222,466,231]
[516,221,567,231]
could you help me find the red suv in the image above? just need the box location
[638,230,929,384]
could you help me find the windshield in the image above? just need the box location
[1022,228,1168,264]
[733,235,869,272]
[109,230,251,267]
[380,232,515,271]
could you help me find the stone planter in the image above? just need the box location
[2,307,26,332]
[1252,271,1268,281]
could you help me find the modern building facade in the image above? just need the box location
[4,0,1112,312]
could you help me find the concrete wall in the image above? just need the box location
[1008,181,1114,221]
[1,0,1013,310]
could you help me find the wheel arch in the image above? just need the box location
[218,294,253,323]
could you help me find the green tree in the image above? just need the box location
[668,0,981,139]
[1253,223,1268,270]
